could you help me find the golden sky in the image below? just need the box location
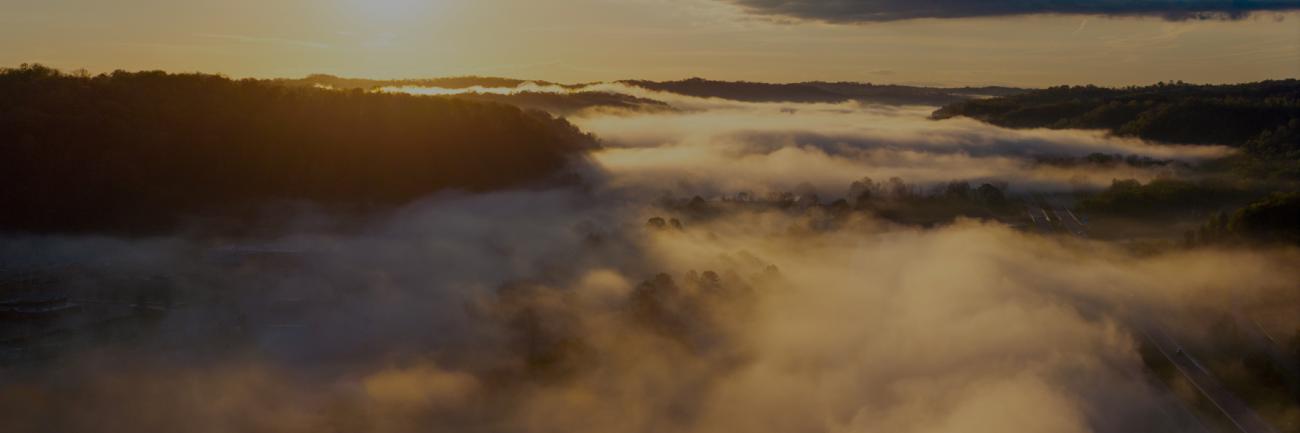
[2,0,1297,86]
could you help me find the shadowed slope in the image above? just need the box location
[0,65,598,234]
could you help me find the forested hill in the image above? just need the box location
[0,65,597,234]
[272,74,566,91]
[622,78,1027,105]
[932,80,1300,159]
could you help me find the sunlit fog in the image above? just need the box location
[2,2,1299,433]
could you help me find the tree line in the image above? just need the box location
[932,80,1300,160]
[622,78,1027,105]
[0,65,597,234]
[1192,192,1300,246]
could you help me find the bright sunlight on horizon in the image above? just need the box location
[1,0,1297,86]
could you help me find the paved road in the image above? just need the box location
[1051,291,1216,432]
[1027,206,1088,237]
[1136,315,1279,433]
[1028,207,1055,234]
[1230,309,1300,400]
[1022,205,1274,432]
[1053,208,1088,237]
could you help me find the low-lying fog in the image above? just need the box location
[392,82,1233,194]
[569,89,1231,196]
[2,86,1293,433]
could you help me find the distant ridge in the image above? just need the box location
[620,77,1027,105]
[280,74,1030,107]
[934,80,1300,158]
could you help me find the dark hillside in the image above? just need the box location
[622,78,1028,105]
[622,78,848,103]
[933,80,1300,159]
[0,65,597,234]
[272,74,556,91]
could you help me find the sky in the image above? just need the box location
[1,0,1298,86]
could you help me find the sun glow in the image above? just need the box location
[343,0,437,22]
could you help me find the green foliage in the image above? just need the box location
[1186,192,1300,246]
[1228,192,1300,244]
[934,80,1300,158]
[0,64,596,234]
[1034,152,1177,168]
[1078,177,1251,216]
[1245,118,1300,160]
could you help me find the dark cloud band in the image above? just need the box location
[722,0,1300,22]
